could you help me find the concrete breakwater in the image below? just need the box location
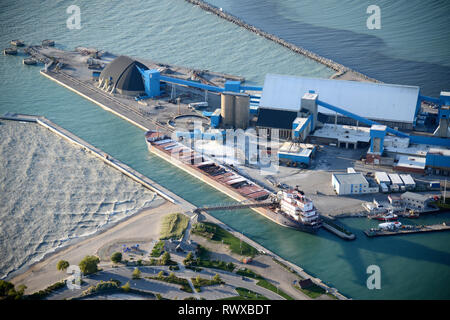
[185,0,381,83]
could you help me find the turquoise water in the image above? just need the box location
[1,0,449,299]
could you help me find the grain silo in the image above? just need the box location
[234,93,250,129]
[221,92,235,127]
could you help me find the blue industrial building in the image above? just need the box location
[426,148,450,175]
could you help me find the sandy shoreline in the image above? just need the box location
[10,199,180,294]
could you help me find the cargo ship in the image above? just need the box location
[145,130,322,233]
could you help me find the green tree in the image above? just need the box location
[183,252,194,266]
[157,271,165,279]
[213,274,221,283]
[195,275,201,284]
[168,272,176,281]
[160,252,171,265]
[0,280,26,300]
[111,252,122,264]
[79,255,100,275]
[56,260,70,271]
[121,281,131,292]
[132,268,141,280]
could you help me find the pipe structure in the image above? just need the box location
[160,75,224,93]
[419,95,441,105]
[317,99,410,138]
[240,85,263,91]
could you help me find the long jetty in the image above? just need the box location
[2,113,348,300]
[184,0,381,83]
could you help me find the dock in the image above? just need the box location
[40,70,169,133]
[364,223,450,237]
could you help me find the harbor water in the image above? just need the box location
[1,0,449,299]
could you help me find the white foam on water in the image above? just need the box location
[0,121,158,279]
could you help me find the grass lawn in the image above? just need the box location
[192,222,258,257]
[191,276,223,292]
[146,274,192,293]
[150,240,165,257]
[160,213,189,240]
[221,287,269,300]
[256,279,294,300]
[236,268,263,280]
[294,283,327,299]
[197,259,235,272]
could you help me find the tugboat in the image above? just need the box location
[275,188,322,232]
[379,221,402,230]
[374,210,398,221]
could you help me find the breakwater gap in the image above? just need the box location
[1,113,348,300]
[185,0,381,83]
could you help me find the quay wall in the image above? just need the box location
[184,0,381,83]
[40,70,151,132]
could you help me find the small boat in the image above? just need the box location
[3,47,17,55]
[10,40,25,47]
[379,221,402,230]
[23,58,37,65]
[374,213,398,221]
[42,39,55,47]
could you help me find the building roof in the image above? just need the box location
[100,55,148,95]
[375,172,390,183]
[333,173,368,185]
[259,74,420,123]
[400,174,415,185]
[388,173,403,185]
[311,124,371,143]
[396,155,426,170]
[401,192,431,202]
[256,108,298,129]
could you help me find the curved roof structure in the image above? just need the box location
[259,74,420,124]
[100,56,148,96]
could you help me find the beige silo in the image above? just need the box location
[234,93,250,129]
[221,92,235,127]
